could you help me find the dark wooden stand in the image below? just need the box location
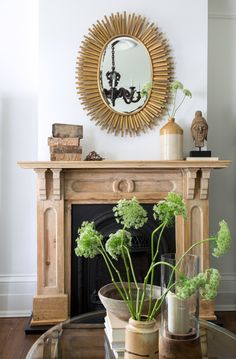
[159,329,202,359]
[24,315,53,335]
[189,150,211,157]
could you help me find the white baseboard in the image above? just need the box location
[215,294,236,311]
[0,310,32,317]
[0,273,235,316]
[215,305,236,311]
[215,273,236,311]
[209,13,236,20]
[0,274,36,317]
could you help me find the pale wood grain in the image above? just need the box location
[18,160,231,170]
[20,160,230,324]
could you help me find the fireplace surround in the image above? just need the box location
[70,203,175,316]
[18,160,230,325]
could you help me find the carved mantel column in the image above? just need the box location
[33,168,68,325]
[176,167,214,319]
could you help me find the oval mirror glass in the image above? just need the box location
[99,36,152,114]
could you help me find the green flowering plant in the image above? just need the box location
[167,80,192,118]
[211,220,231,257]
[113,197,148,229]
[176,268,221,300]
[153,192,187,226]
[74,192,231,321]
[140,82,152,98]
[106,230,132,260]
[75,221,103,258]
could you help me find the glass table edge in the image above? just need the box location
[26,311,236,358]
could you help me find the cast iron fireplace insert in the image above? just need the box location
[71,203,175,317]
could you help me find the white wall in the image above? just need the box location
[2,0,235,315]
[0,0,38,315]
[208,0,236,310]
[38,0,208,160]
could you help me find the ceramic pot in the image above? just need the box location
[160,118,183,160]
[98,282,161,321]
[124,317,159,359]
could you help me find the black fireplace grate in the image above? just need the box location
[71,203,175,316]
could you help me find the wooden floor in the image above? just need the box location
[0,312,235,359]
[215,311,236,334]
[0,317,40,359]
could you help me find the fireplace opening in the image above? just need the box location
[71,204,175,317]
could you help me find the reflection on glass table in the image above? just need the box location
[26,310,236,359]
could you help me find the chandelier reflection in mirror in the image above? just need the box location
[76,12,172,136]
[103,40,141,107]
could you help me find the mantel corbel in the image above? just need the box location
[183,168,199,199]
[34,169,47,201]
[200,168,211,200]
[51,168,62,200]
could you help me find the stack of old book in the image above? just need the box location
[104,311,127,359]
[48,123,83,161]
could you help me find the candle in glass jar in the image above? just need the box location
[167,292,190,334]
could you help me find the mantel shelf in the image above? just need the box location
[18,160,231,170]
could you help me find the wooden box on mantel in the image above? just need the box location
[52,123,83,139]
[49,124,83,161]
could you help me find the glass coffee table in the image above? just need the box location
[26,311,236,359]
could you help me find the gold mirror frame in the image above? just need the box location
[76,12,172,136]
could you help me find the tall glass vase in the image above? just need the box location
[159,253,202,359]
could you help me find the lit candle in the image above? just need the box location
[167,292,190,334]
[130,79,133,87]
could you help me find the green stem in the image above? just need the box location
[148,223,166,316]
[153,223,167,262]
[138,261,177,320]
[149,282,177,319]
[173,94,186,118]
[151,224,164,262]
[121,227,135,316]
[177,238,215,267]
[124,246,140,319]
[99,240,130,302]
[98,249,133,313]
[168,238,216,291]
[170,89,178,117]
[149,238,216,320]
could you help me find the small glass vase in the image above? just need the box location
[160,253,199,338]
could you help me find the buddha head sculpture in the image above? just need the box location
[191,111,208,148]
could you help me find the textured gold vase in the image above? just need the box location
[160,118,183,160]
[124,317,159,359]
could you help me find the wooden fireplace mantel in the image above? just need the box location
[18,159,230,170]
[18,160,230,325]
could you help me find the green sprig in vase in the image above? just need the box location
[160,81,192,161]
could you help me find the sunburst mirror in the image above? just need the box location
[76,12,172,136]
